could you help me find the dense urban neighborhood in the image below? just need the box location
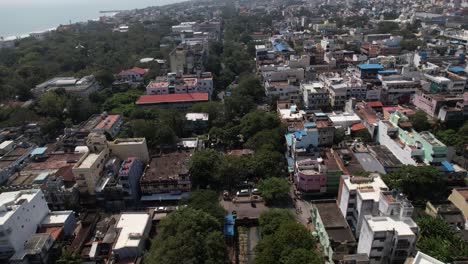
[0,0,468,263]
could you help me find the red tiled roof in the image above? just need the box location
[366,101,383,108]
[95,115,121,130]
[118,67,149,76]
[351,123,366,131]
[7,101,25,107]
[37,226,63,241]
[136,93,209,105]
[55,165,75,182]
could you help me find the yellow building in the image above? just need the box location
[108,138,150,164]
[448,187,468,223]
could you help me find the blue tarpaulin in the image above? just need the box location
[224,214,234,236]
[441,161,455,172]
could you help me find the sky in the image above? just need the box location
[0,0,183,37]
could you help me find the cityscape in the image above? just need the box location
[0,0,467,264]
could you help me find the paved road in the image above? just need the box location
[289,185,314,231]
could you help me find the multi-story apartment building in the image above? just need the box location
[379,75,419,105]
[146,72,213,97]
[119,157,144,202]
[295,159,327,193]
[412,93,466,122]
[140,152,192,201]
[0,189,49,261]
[108,138,150,164]
[338,175,389,237]
[301,82,329,109]
[169,41,207,74]
[357,215,417,264]
[448,187,468,225]
[320,73,367,110]
[73,134,110,195]
[422,73,465,94]
[264,80,301,103]
[377,111,448,166]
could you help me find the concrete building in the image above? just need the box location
[406,251,445,264]
[295,159,327,193]
[140,152,192,202]
[184,113,209,134]
[448,187,468,224]
[112,212,151,260]
[379,75,419,105]
[337,175,389,236]
[264,80,300,103]
[146,72,214,97]
[0,189,49,261]
[311,200,356,263]
[169,41,207,74]
[412,93,465,122]
[108,138,150,164]
[119,157,144,202]
[32,75,100,97]
[357,215,417,264]
[320,73,367,110]
[425,201,465,229]
[328,112,362,130]
[116,67,149,83]
[377,111,448,166]
[301,82,330,109]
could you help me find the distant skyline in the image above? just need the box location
[0,0,184,37]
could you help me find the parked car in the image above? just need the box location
[236,189,249,197]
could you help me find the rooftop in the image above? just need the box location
[313,200,355,243]
[41,211,73,226]
[357,64,384,70]
[0,189,41,225]
[94,114,121,130]
[354,153,386,174]
[185,113,209,121]
[364,216,415,236]
[136,93,209,105]
[344,175,388,202]
[141,152,191,182]
[114,213,150,250]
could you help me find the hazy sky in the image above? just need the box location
[0,0,183,37]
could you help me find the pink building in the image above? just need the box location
[412,93,465,121]
[295,159,327,193]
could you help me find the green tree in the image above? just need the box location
[257,177,290,203]
[145,208,226,264]
[189,149,223,188]
[255,222,320,264]
[416,217,468,262]
[409,110,430,132]
[182,190,226,224]
[383,165,447,203]
[239,110,281,140]
[258,209,296,237]
[281,248,323,264]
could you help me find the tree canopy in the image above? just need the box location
[145,208,226,264]
[416,217,468,262]
[382,165,447,203]
[257,177,290,203]
[254,212,323,264]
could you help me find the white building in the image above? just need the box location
[301,82,329,109]
[0,189,49,261]
[32,75,100,97]
[338,175,389,237]
[328,112,362,129]
[379,75,419,105]
[320,73,367,110]
[112,212,152,259]
[408,251,445,264]
[264,80,301,103]
[358,215,417,264]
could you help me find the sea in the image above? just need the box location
[0,0,184,38]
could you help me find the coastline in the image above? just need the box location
[1,15,112,42]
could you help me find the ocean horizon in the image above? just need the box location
[0,0,185,38]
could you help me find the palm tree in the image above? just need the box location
[56,249,81,264]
